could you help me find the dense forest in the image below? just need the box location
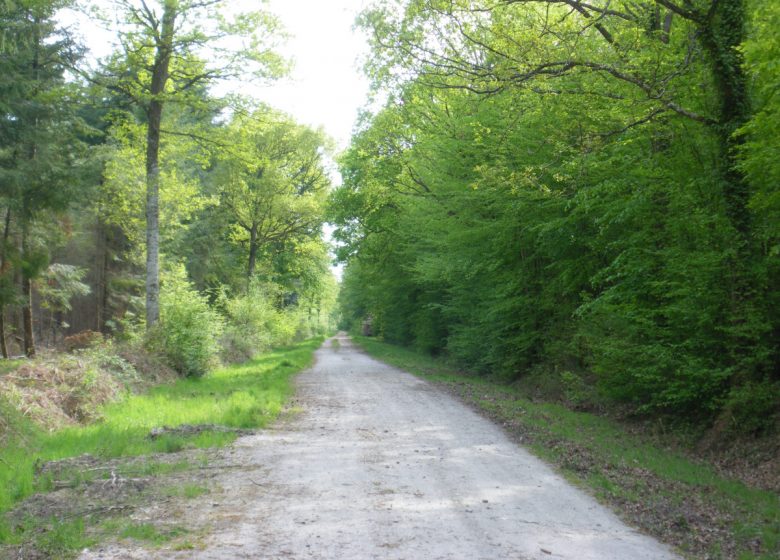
[333,0,779,431]
[1,0,778,430]
[0,0,337,375]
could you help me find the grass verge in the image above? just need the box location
[353,335,779,560]
[0,337,323,555]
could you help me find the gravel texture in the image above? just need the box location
[81,334,682,559]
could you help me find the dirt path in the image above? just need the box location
[82,334,681,559]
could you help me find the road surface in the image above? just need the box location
[83,334,681,559]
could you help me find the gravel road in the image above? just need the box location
[83,334,681,559]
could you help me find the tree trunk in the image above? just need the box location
[247,224,259,278]
[22,276,34,358]
[0,312,8,359]
[96,219,107,332]
[700,0,765,380]
[144,3,178,330]
[0,207,12,359]
[21,225,35,358]
[701,0,750,236]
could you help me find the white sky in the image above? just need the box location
[257,0,371,150]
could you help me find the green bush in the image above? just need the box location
[270,307,304,347]
[722,380,780,435]
[151,267,224,377]
[220,283,277,362]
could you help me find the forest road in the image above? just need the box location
[82,333,681,560]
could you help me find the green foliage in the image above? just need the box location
[151,266,224,377]
[0,0,96,352]
[722,380,780,435]
[220,282,278,362]
[333,0,780,427]
[119,522,188,545]
[36,263,91,314]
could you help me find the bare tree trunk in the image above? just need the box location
[144,3,178,330]
[21,225,35,358]
[145,132,161,328]
[95,220,106,332]
[247,224,259,278]
[0,312,8,360]
[21,277,34,358]
[0,207,12,359]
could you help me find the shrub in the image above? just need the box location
[220,283,277,363]
[62,331,103,353]
[219,282,325,362]
[722,380,780,435]
[151,267,224,377]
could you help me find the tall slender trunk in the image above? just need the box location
[96,220,106,332]
[0,207,12,359]
[700,0,764,379]
[145,121,161,328]
[0,313,7,359]
[247,224,259,278]
[144,3,178,330]
[701,0,750,237]
[22,16,40,357]
[21,277,34,358]
[21,224,35,358]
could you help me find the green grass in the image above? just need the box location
[0,337,322,544]
[0,516,95,557]
[0,359,23,377]
[163,483,209,499]
[353,336,780,560]
[118,522,188,545]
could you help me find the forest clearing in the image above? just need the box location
[1,0,779,558]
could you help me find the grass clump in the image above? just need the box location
[119,522,188,545]
[353,336,779,560]
[0,360,23,377]
[1,517,95,558]
[163,484,208,499]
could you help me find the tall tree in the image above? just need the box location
[212,109,330,280]
[0,0,88,356]
[331,0,779,425]
[94,0,287,328]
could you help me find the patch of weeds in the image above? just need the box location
[3,516,95,558]
[131,460,192,477]
[353,336,780,560]
[163,484,208,499]
[331,338,341,350]
[0,359,23,377]
[119,523,187,546]
[173,540,197,551]
[38,518,94,557]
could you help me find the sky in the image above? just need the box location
[61,0,375,279]
[256,0,372,150]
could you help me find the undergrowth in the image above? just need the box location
[353,336,779,560]
[0,336,322,554]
